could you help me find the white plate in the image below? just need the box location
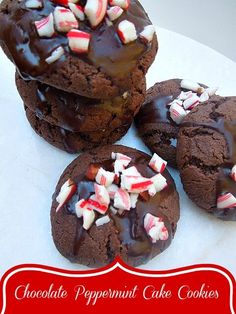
[1,28,236,276]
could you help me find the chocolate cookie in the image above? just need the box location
[135,79,214,167]
[16,72,146,132]
[177,96,236,221]
[51,145,180,267]
[0,0,157,99]
[25,106,132,153]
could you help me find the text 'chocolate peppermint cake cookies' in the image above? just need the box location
[0,0,158,152]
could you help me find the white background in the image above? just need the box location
[140,0,236,62]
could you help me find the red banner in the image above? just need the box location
[0,259,235,313]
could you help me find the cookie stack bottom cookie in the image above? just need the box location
[16,74,146,153]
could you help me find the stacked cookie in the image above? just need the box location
[0,0,158,153]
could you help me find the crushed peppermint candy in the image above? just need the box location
[68,3,85,21]
[109,0,130,9]
[54,6,79,32]
[67,29,91,53]
[168,79,218,124]
[55,152,169,231]
[107,5,123,21]
[85,0,108,27]
[25,0,43,9]
[144,213,169,243]
[35,13,54,38]
[231,165,236,182]
[118,20,137,44]
[139,25,156,43]
[45,46,64,64]
[217,193,236,209]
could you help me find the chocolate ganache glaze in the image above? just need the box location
[0,0,153,84]
[51,146,180,267]
[180,97,236,221]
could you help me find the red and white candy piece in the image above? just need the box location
[109,0,130,9]
[26,0,43,9]
[114,160,125,174]
[75,199,88,218]
[68,3,85,21]
[169,102,187,124]
[107,184,119,199]
[35,13,54,38]
[118,20,137,44]
[112,152,132,166]
[205,86,218,97]
[231,165,236,182]
[67,29,91,53]
[107,5,123,21]
[122,166,141,177]
[95,167,115,187]
[152,173,168,193]
[56,179,77,212]
[149,153,167,174]
[199,91,209,103]
[144,213,169,243]
[168,99,183,107]
[96,215,111,227]
[114,188,131,210]
[181,79,205,94]
[130,193,139,208]
[148,185,157,197]
[54,6,79,33]
[85,0,108,27]
[178,91,193,101]
[87,195,108,214]
[121,175,153,193]
[94,183,110,206]
[183,94,200,110]
[217,193,236,209]
[45,46,64,64]
[83,208,95,230]
[139,25,155,43]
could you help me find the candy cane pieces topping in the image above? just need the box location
[217,193,236,209]
[83,208,95,230]
[56,179,77,212]
[67,29,91,53]
[183,94,200,110]
[94,183,110,206]
[181,79,205,94]
[151,173,168,193]
[54,6,79,32]
[144,213,169,243]
[149,153,167,174]
[169,102,187,124]
[68,3,85,21]
[114,188,131,210]
[35,13,54,38]
[107,6,123,21]
[122,166,141,177]
[121,175,153,193]
[231,165,236,182]
[118,20,137,44]
[75,199,88,218]
[139,25,155,43]
[85,0,108,27]
[112,152,132,166]
[107,184,119,199]
[87,195,108,214]
[95,167,115,187]
[45,46,64,64]
[26,0,43,9]
[109,0,130,9]
[96,215,111,227]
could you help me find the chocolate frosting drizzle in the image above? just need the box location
[63,153,175,263]
[0,0,151,81]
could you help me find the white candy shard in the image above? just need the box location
[106,184,119,199]
[54,6,78,33]
[87,195,108,214]
[231,165,236,182]
[205,87,218,97]
[144,213,169,243]
[181,79,205,94]
[107,5,123,21]
[130,193,139,208]
[114,188,131,210]
[183,94,200,110]
[168,99,183,107]
[45,46,64,64]
[118,20,137,44]
[151,173,168,193]
[109,0,129,9]
[35,13,54,38]
[217,193,236,209]
[110,206,118,215]
[94,183,110,206]
[199,91,209,103]
[121,175,153,193]
[83,208,95,230]
[68,3,85,21]
[95,167,115,187]
[67,29,91,53]
[178,91,193,101]
[148,184,157,197]
[149,153,167,173]
[122,166,141,176]
[114,160,125,174]
[169,102,187,124]
[112,152,132,165]
[75,199,87,218]
[139,25,155,43]
[26,0,43,9]
[56,179,77,212]
[96,215,111,226]
[85,0,108,27]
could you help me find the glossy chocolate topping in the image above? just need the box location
[0,0,151,81]
[62,152,175,262]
